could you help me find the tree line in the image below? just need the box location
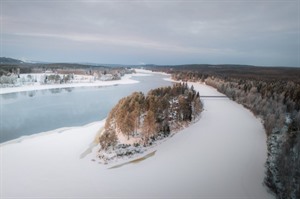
[170,69,299,199]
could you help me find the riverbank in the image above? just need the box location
[0,81,273,198]
[0,73,149,95]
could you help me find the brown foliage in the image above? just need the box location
[100,83,203,147]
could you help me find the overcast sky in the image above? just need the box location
[1,0,299,66]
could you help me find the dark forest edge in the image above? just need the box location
[147,65,299,199]
[97,83,202,164]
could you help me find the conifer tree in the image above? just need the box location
[142,110,156,144]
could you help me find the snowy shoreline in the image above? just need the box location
[0,120,104,147]
[0,73,151,95]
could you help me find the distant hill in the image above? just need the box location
[0,57,24,64]
[146,64,300,82]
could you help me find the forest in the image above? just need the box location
[0,57,130,76]
[98,83,202,162]
[0,57,134,86]
[148,65,299,199]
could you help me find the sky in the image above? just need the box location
[1,0,299,66]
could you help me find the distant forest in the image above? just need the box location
[147,64,300,199]
[0,57,126,76]
[0,57,134,86]
[99,83,202,159]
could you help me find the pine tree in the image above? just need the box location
[122,112,135,139]
[193,93,202,118]
[142,110,156,144]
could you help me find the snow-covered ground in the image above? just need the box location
[0,73,149,95]
[0,82,273,198]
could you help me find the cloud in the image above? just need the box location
[14,32,238,55]
[2,0,299,66]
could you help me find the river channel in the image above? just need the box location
[0,73,172,143]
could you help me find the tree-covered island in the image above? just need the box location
[98,83,202,163]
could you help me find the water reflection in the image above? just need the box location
[27,90,36,97]
[20,91,27,96]
[64,87,74,92]
[1,92,18,100]
[41,89,48,95]
[49,88,62,94]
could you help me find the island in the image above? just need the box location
[98,82,202,163]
